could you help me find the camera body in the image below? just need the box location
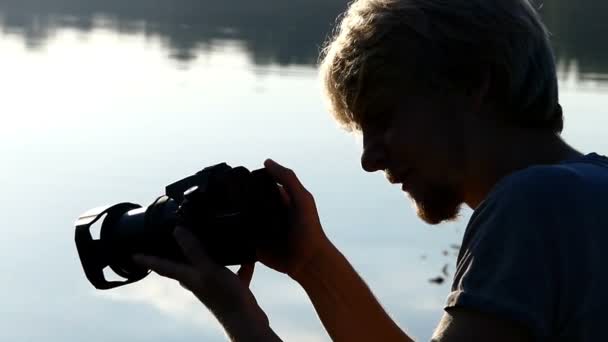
[75,163,288,289]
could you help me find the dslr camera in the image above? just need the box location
[74,163,288,289]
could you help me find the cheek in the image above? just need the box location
[386,126,440,160]
[388,128,465,181]
[385,130,416,161]
[428,141,467,183]
[387,114,439,155]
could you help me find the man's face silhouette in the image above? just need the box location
[359,93,469,225]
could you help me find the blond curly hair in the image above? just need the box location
[319,0,563,134]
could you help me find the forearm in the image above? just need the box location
[223,311,283,342]
[291,239,414,342]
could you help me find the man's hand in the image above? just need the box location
[133,226,282,342]
[259,159,331,279]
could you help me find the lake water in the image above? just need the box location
[2,1,607,341]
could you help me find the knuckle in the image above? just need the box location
[301,187,313,200]
[285,168,296,177]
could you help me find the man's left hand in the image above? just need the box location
[133,226,281,342]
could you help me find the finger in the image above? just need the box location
[277,185,291,206]
[264,159,309,205]
[133,254,197,284]
[237,263,255,287]
[173,226,215,271]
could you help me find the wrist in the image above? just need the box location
[223,309,279,342]
[289,236,338,284]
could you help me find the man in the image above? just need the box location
[135,0,608,341]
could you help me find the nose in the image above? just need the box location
[360,138,387,173]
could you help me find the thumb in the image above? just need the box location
[264,159,309,205]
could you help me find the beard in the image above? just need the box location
[407,181,463,225]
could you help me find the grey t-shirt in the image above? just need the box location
[445,152,608,341]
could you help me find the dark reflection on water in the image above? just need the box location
[542,1,608,85]
[0,0,348,66]
[1,0,607,80]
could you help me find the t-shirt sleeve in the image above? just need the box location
[445,173,571,339]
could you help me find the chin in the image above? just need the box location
[407,184,463,225]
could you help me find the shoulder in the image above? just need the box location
[490,163,585,203]
[475,163,586,222]
[461,163,586,259]
[447,165,581,340]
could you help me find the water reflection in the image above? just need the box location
[543,0,608,83]
[1,0,607,80]
[0,0,348,66]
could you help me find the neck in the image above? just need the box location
[463,126,582,209]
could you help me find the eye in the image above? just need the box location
[362,111,391,133]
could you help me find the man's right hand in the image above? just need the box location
[261,160,413,342]
[258,159,331,279]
